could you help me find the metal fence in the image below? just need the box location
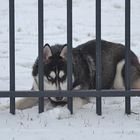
[0,0,139,115]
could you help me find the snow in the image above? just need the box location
[0,0,140,139]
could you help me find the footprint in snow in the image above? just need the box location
[47,107,71,120]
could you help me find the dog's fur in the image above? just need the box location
[2,40,140,111]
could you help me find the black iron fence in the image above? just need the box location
[0,0,139,115]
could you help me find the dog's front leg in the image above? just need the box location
[15,97,38,110]
[0,97,38,111]
[65,97,88,113]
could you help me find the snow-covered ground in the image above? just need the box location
[0,0,140,139]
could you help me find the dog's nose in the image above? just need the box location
[56,97,63,101]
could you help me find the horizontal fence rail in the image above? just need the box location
[0,90,140,97]
[0,0,139,115]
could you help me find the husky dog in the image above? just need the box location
[2,40,140,110]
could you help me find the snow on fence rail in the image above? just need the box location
[0,0,138,115]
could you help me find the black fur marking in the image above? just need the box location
[32,39,140,90]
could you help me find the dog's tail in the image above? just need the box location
[0,97,38,111]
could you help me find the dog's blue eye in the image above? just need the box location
[59,75,66,82]
[47,76,53,81]
[59,71,65,78]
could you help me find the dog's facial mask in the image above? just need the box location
[32,44,68,102]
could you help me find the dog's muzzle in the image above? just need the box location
[48,97,67,106]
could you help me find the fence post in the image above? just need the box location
[125,0,131,114]
[9,0,15,114]
[96,0,102,115]
[67,0,73,114]
[38,0,44,113]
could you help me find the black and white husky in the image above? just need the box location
[2,40,140,110]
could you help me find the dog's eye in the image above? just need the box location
[59,74,66,82]
[49,71,56,79]
[59,71,65,78]
[47,75,53,81]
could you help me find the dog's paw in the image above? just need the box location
[47,107,70,120]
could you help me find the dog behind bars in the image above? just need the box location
[1,40,140,110]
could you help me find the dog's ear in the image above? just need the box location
[60,44,67,59]
[43,43,52,60]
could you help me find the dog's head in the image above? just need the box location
[32,43,68,102]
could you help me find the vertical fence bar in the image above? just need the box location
[96,0,102,115]
[38,0,44,113]
[9,0,15,114]
[125,0,131,114]
[67,0,73,114]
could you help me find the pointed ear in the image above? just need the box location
[43,43,52,60]
[60,44,67,59]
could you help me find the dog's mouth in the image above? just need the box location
[48,97,67,106]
